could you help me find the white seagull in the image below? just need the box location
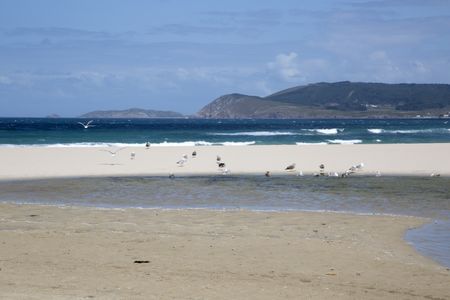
[78,120,95,129]
[99,147,126,157]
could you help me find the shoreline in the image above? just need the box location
[0,203,448,299]
[0,143,449,180]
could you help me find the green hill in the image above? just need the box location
[197,82,450,118]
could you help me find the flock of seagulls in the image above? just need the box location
[85,121,440,178]
[282,162,368,178]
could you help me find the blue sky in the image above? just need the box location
[0,0,449,117]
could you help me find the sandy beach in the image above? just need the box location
[0,204,448,299]
[0,143,449,180]
[1,144,449,299]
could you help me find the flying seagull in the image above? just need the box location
[285,163,296,171]
[78,120,94,129]
[99,147,126,157]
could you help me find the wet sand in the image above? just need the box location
[0,204,449,299]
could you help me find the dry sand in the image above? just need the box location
[1,144,449,299]
[0,204,448,299]
[0,143,449,180]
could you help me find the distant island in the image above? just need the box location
[46,113,61,118]
[197,81,450,119]
[80,108,184,118]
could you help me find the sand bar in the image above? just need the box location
[0,204,449,299]
[0,143,450,180]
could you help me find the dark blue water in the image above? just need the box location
[0,118,449,146]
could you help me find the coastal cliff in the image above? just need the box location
[197,82,450,118]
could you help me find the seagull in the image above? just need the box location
[430,173,441,177]
[328,172,339,177]
[192,151,197,158]
[177,154,188,167]
[217,162,226,168]
[265,171,271,177]
[355,162,364,170]
[78,120,94,129]
[285,163,296,171]
[221,168,230,175]
[130,152,136,160]
[99,147,126,157]
[216,155,221,162]
[145,142,150,149]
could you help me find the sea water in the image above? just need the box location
[0,176,449,267]
[0,118,449,146]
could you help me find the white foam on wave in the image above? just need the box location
[306,128,342,135]
[327,139,362,144]
[0,141,257,148]
[368,128,383,134]
[369,128,450,134]
[295,142,328,145]
[221,141,256,146]
[209,131,296,136]
[0,142,145,148]
[150,141,212,147]
[150,141,256,146]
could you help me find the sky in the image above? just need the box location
[0,0,450,117]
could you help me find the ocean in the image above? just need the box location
[0,118,449,267]
[0,117,449,146]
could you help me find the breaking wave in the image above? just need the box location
[0,141,257,148]
[209,131,297,136]
[327,139,362,144]
[368,128,450,134]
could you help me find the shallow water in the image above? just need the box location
[0,175,449,267]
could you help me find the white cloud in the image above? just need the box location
[268,52,302,81]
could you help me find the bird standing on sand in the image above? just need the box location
[285,163,296,171]
[192,151,197,158]
[217,162,226,168]
[177,154,188,167]
[145,142,150,149]
[319,164,325,176]
[130,152,136,160]
[216,155,221,162]
[78,120,94,129]
[99,147,126,157]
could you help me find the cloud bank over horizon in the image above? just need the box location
[0,0,449,117]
